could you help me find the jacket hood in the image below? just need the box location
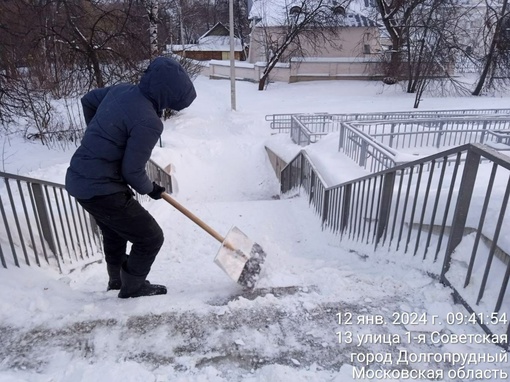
[138,57,197,113]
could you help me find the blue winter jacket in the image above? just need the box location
[65,57,196,199]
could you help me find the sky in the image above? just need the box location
[0,75,510,381]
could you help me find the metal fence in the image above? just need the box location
[338,117,510,173]
[0,173,101,273]
[266,113,330,133]
[346,117,510,151]
[266,108,510,134]
[338,122,399,173]
[281,143,510,350]
[0,158,172,273]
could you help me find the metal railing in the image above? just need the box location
[290,116,332,146]
[266,112,330,132]
[266,108,510,134]
[339,121,399,173]
[0,158,172,273]
[0,173,101,272]
[339,117,510,172]
[281,143,510,350]
[135,159,173,203]
[347,117,510,150]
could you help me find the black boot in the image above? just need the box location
[118,266,167,298]
[106,254,129,291]
[106,263,122,291]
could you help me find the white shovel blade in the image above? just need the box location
[214,226,255,282]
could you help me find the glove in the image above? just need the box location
[147,182,165,200]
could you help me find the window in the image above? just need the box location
[363,44,371,54]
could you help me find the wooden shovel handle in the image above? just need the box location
[161,192,226,245]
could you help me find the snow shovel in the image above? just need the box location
[161,192,266,289]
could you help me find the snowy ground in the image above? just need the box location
[0,76,509,381]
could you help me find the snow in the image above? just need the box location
[170,36,243,53]
[1,75,510,381]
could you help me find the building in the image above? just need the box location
[247,0,382,64]
[169,22,245,61]
[208,0,385,83]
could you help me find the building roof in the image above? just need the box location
[198,22,231,40]
[169,22,243,52]
[249,0,378,27]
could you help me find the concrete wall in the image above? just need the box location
[173,50,244,61]
[264,146,288,182]
[208,57,383,83]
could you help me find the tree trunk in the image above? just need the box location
[406,38,414,93]
[472,42,497,96]
[147,1,159,60]
[258,54,283,91]
[414,79,426,108]
[472,0,508,95]
[90,51,104,88]
[258,75,267,91]
[376,0,403,80]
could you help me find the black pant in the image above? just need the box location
[77,191,164,277]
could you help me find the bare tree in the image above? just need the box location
[404,0,472,107]
[0,0,60,128]
[374,0,423,84]
[372,0,474,108]
[472,0,510,95]
[0,0,36,126]
[252,0,352,90]
[53,0,150,89]
[0,73,19,128]
[0,0,153,142]
[160,0,250,49]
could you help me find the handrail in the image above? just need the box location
[339,117,510,171]
[135,159,173,203]
[0,158,172,272]
[266,108,510,132]
[0,171,101,272]
[338,121,399,173]
[281,143,510,350]
[269,110,510,156]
